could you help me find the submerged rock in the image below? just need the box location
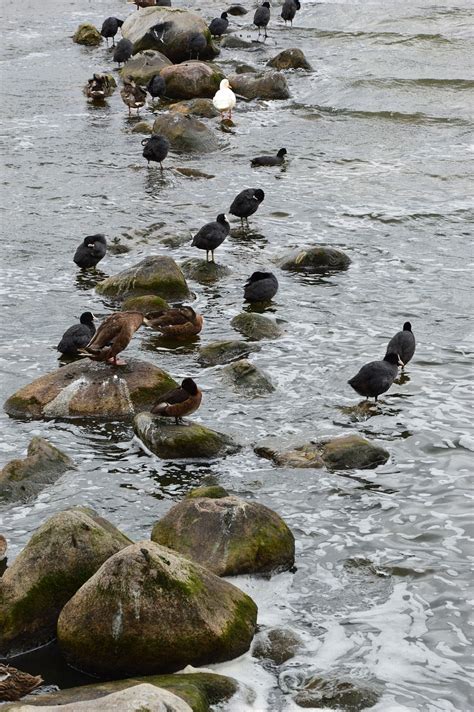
[134,412,239,459]
[120,49,171,84]
[151,489,294,576]
[3,359,176,421]
[0,437,74,503]
[255,444,325,469]
[279,247,351,273]
[293,675,381,710]
[170,98,220,118]
[181,258,231,285]
[252,626,303,665]
[121,294,169,313]
[0,507,131,657]
[228,71,290,100]
[174,167,215,180]
[160,62,224,99]
[96,255,190,300]
[222,359,274,396]
[57,541,257,677]
[231,312,282,340]
[152,113,220,153]
[268,48,312,71]
[221,35,254,49]
[73,23,102,46]
[198,340,261,367]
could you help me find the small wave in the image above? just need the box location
[311,105,470,125]
[310,28,453,45]
[351,78,474,90]
[341,208,474,224]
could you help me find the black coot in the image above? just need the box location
[229,188,265,225]
[100,17,123,46]
[254,2,270,39]
[244,271,279,302]
[73,234,107,269]
[348,352,401,401]
[147,75,166,99]
[141,134,170,170]
[281,0,300,26]
[209,12,229,37]
[192,213,230,262]
[113,38,133,66]
[188,33,207,59]
[251,148,287,167]
[57,312,96,356]
[386,322,416,367]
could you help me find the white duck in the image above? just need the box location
[212,78,236,120]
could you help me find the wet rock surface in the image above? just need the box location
[170,98,219,118]
[231,312,283,340]
[252,626,303,665]
[222,359,274,396]
[181,258,231,284]
[279,247,351,273]
[97,255,190,300]
[160,62,224,100]
[121,294,170,313]
[268,48,313,71]
[119,49,171,84]
[198,340,261,367]
[73,23,102,46]
[228,71,290,100]
[256,435,389,470]
[293,674,381,710]
[152,113,220,153]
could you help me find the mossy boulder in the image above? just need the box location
[134,413,239,459]
[152,113,220,153]
[170,98,219,118]
[294,675,381,710]
[121,294,169,313]
[279,247,351,273]
[222,359,274,397]
[231,312,282,340]
[73,23,102,46]
[221,35,254,49]
[268,48,312,71]
[122,7,219,63]
[3,358,177,421]
[181,258,231,285]
[228,71,290,100]
[152,489,294,576]
[252,626,303,665]
[0,437,74,503]
[0,507,131,657]
[185,485,229,499]
[198,340,261,367]
[120,49,171,84]
[131,120,154,134]
[160,62,224,100]
[96,255,190,300]
[255,443,325,469]
[57,541,257,677]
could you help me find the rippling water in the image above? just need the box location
[0,0,473,709]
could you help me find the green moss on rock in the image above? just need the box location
[122,294,169,313]
[73,23,103,46]
[96,256,190,301]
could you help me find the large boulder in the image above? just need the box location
[0,437,74,503]
[122,7,219,63]
[73,23,102,46]
[96,256,190,300]
[279,247,351,273]
[57,541,258,677]
[121,294,169,313]
[222,359,274,397]
[0,507,131,656]
[134,413,239,459]
[256,435,389,470]
[181,258,231,285]
[120,49,172,84]
[228,71,290,100]
[152,113,220,153]
[170,98,219,118]
[198,340,261,367]
[160,62,224,99]
[3,359,176,421]
[151,489,295,576]
[267,48,312,71]
[231,312,282,340]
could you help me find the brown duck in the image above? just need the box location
[0,665,43,702]
[80,311,146,366]
[120,78,147,116]
[151,378,202,424]
[145,306,203,338]
[83,74,115,101]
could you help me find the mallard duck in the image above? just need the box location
[100,17,123,46]
[192,214,230,263]
[113,38,133,67]
[229,188,265,226]
[209,12,229,37]
[145,306,203,337]
[83,74,115,101]
[212,79,236,120]
[254,1,270,39]
[121,78,147,116]
[141,134,170,170]
[348,352,402,401]
[73,234,107,269]
[251,148,287,167]
[281,0,300,26]
[385,322,415,368]
[151,378,202,424]
[0,665,43,702]
[57,312,96,357]
[244,271,279,302]
[80,311,147,366]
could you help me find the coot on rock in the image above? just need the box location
[348,352,402,401]
[73,234,107,269]
[229,188,265,225]
[192,213,230,262]
[57,312,96,356]
[244,271,279,302]
[209,12,229,37]
[385,322,415,368]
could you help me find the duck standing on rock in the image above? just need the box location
[151,378,202,424]
[192,213,230,263]
[57,312,96,357]
[244,271,279,302]
[385,322,415,368]
[80,311,147,367]
[208,12,229,38]
[348,352,402,401]
[212,79,236,121]
[229,188,265,226]
[121,78,147,116]
[254,2,271,39]
[141,134,170,170]
[73,234,107,269]
[145,306,203,337]
[281,0,300,26]
[0,665,43,702]
[100,17,123,46]
[251,148,287,167]
[113,38,133,67]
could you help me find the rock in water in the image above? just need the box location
[119,49,171,84]
[252,626,303,664]
[198,340,261,367]
[169,98,220,118]
[96,256,190,300]
[268,48,312,70]
[134,412,239,459]
[151,489,295,576]
[181,258,231,285]
[231,313,282,340]
[0,507,131,656]
[160,62,224,99]
[57,541,257,677]
[294,674,382,710]
[279,247,351,273]
[222,359,275,396]
[3,359,177,420]
[228,71,290,100]
[73,23,103,46]
[0,437,74,503]
[152,113,220,153]
[121,294,169,313]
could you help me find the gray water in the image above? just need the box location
[0,0,473,709]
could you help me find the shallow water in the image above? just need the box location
[0,0,473,709]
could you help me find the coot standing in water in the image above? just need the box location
[57,312,96,357]
[385,322,416,368]
[100,17,123,46]
[348,352,402,401]
[192,214,230,262]
[254,2,271,39]
[141,134,170,170]
[244,272,279,302]
[73,234,107,269]
[229,188,265,226]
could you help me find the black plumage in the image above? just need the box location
[208,12,229,37]
[254,2,270,38]
[385,322,416,367]
[113,38,133,66]
[244,272,279,302]
[73,234,107,269]
[147,74,166,98]
[251,148,287,167]
[57,312,96,356]
[100,17,123,46]
[141,134,170,170]
[147,21,173,46]
[348,352,401,401]
[192,213,230,262]
[281,0,300,26]
[229,188,265,224]
[188,32,207,59]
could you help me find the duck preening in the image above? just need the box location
[73,234,107,269]
[212,78,236,121]
[348,352,402,401]
[229,188,265,225]
[145,306,203,337]
[79,311,146,366]
[83,74,115,101]
[57,312,96,357]
[141,134,170,170]
[251,148,287,167]
[244,271,279,302]
[100,17,123,46]
[0,664,43,702]
[385,322,415,368]
[254,1,270,39]
[151,378,202,424]
[192,213,230,263]
[281,0,300,26]
[208,12,229,37]
[147,74,166,100]
[113,38,133,67]
[121,78,147,116]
